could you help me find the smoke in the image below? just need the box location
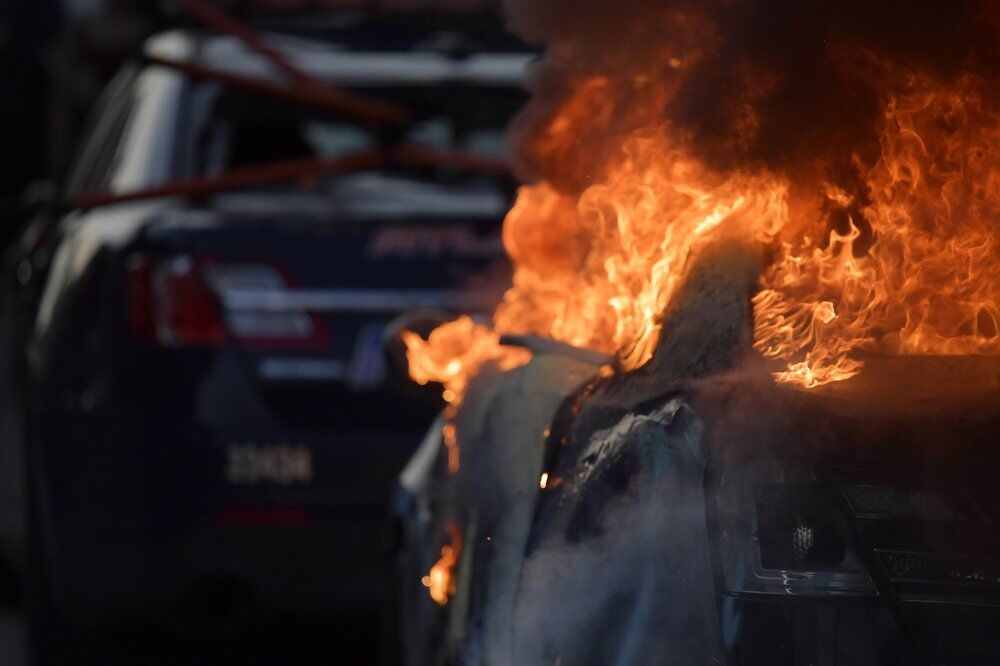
[503,0,998,188]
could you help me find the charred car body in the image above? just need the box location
[0,15,531,655]
[393,247,1000,665]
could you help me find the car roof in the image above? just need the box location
[144,20,535,88]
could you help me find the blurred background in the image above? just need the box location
[0,0,531,663]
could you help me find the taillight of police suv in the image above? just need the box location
[128,255,329,349]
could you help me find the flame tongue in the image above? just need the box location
[756,75,1000,386]
[494,141,787,371]
[402,316,529,406]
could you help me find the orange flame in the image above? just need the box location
[755,75,1000,386]
[403,134,788,401]
[401,316,529,406]
[422,523,463,606]
[405,67,1000,400]
[494,152,786,370]
[402,316,529,471]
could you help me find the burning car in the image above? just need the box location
[0,8,531,662]
[389,1,1000,664]
[392,246,1000,665]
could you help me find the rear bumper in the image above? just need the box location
[719,595,912,664]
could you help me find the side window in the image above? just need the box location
[64,66,139,199]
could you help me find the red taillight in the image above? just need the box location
[129,255,227,346]
[128,255,329,349]
[160,256,228,346]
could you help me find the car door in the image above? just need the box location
[0,65,140,566]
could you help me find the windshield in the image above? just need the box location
[194,83,527,175]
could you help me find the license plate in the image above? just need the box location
[224,443,314,485]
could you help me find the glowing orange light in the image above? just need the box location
[422,523,462,606]
[755,77,1000,386]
